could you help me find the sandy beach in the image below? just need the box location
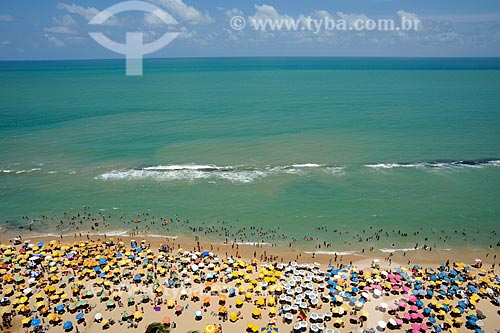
[1,232,499,333]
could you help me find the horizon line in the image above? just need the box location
[1,55,500,63]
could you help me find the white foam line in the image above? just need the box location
[305,251,357,256]
[379,247,418,253]
[143,164,222,171]
[235,242,270,246]
[146,234,178,239]
[292,163,322,168]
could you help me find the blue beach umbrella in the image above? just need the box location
[261,324,279,332]
[31,318,41,327]
[76,313,84,320]
[55,304,65,312]
[63,321,73,330]
[133,275,141,282]
[468,285,478,293]
[99,258,107,265]
[467,319,477,327]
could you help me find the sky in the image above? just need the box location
[1,0,500,60]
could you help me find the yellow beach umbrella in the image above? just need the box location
[204,324,216,333]
[269,307,277,316]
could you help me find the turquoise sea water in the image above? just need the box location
[1,57,500,250]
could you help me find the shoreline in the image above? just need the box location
[2,229,499,275]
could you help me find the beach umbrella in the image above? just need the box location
[261,325,279,332]
[167,299,176,308]
[76,313,84,321]
[63,321,73,331]
[204,324,216,333]
[134,311,143,321]
[31,318,42,327]
[252,308,261,318]
[378,320,387,329]
[229,312,238,322]
[333,318,343,328]
[162,316,171,325]
[195,310,203,319]
[95,313,103,321]
[21,317,31,326]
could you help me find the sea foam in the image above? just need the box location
[96,163,344,183]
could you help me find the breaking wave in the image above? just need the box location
[365,158,500,170]
[96,163,344,183]
[95,159,500,183]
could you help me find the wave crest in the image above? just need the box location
[96,163,344,183]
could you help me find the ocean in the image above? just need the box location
[1,57,500,251]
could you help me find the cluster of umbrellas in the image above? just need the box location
[0,238,498,333]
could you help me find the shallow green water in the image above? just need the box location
[1,58,499,250]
